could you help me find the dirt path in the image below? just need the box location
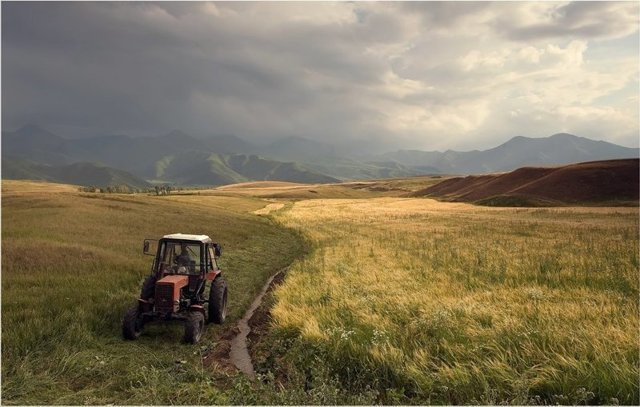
[206,268,285,378]
[253,202,285,215]
[229,269,283,378]
[205,203,290,376]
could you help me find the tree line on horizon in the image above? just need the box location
[78,184,179,195]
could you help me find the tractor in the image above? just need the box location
[122,233,228,344]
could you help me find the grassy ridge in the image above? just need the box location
[1,181,306,404]
[2,159,151,189]
[248,199,639,404]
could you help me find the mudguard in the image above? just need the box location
[206,269,222,281]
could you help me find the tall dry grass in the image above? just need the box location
[259,198,639,404]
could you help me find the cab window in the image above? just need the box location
[159,242,202,274]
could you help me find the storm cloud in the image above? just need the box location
[2,1,638,152]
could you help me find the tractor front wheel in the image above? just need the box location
[140,274,156,300]
[184,312,205,344]
[208,276,228,324]
[122,307,143,340]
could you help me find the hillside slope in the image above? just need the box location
[2,158,151,189]
[155,152,339,185]
[412,159,639,205]
[258,136,437,180]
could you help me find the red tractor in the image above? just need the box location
[122,233,228,343]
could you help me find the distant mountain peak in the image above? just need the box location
[549,132,579,139]
[508,135,527,141]
[377,133,639,174]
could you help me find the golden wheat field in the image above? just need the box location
[256,198,639,404]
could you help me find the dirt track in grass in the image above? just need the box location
[204,268,287,378]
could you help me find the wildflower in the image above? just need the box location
[372,329,387,345]
[340,330,355,341]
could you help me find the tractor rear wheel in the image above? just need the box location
[183,312,205,344]
[122,307,143,340]
[208,276,228,324]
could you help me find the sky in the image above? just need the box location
[2,1,639,152]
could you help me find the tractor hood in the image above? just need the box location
[155,275,189,313]
[157,274,189,286]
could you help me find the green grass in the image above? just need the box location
[1,183,306,404]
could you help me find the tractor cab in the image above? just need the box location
[160,240,201,275]
[145,234,221,276]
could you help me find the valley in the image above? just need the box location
[2,176,638,404]
[4,3,639,405]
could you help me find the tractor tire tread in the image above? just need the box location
[122,307,143,340]
[208,276,228,324]
[183,312,205,344]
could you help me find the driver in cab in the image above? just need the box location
[175,244,191,273]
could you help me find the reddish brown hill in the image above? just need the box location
[420,174,495,197]
[411,159,639,205]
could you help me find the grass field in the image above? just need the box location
[173,175,446,200]
[245,198,639,405]
[3,179,638,405]
[1,181,306,404]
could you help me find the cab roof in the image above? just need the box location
[162,233,212,243]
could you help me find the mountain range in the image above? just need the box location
[375,133,639,174]
[2,126,341,187]
[2,124,638,188]
[1,125,434,186]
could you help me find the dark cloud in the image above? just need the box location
[2,2,391,141]
[2,2,638,150]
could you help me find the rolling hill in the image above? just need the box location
[300,156,440,180]
[378,133,639,174]
[411,158,639,205]
[2,158,151,189]
[153,151,339,185]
